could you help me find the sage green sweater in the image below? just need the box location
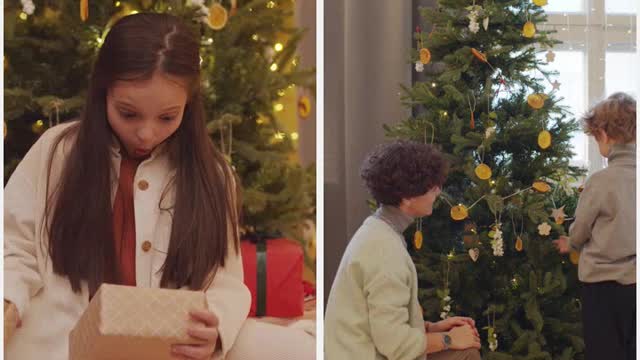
[325,208,426,360]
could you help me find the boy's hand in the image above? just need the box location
[552,236,571,253]
[429,317,478,336]
[449,324,481,350]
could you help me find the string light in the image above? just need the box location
[431,82,437,87]
[270,63,278,71]
[277,90,286,97]
[19,12,28,20]
[291,132,299,140]
[256,118,265,125]
[251,34,259,41]
[274,132,285,140]
[267,1,276,8]
[274,103,284,112]
[115,1,121,7]
[207,38,213,44]
[274,43,283,52]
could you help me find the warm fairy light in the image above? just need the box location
[291,132,299,140]
[431,82,437,87]
[274,132,285,140]
[199,56,204,65]
[115,1,121,6]
[19,12,28,20]
[252,34,259,41]
[270,63,278,71]
[292,58,298,66]
[267,1,276,8]
[274,103,284,112]
[443,111,448,116]
[36,120,44,127]
[130,10,139,15]
[207,38,213,44]
[274,43,284,52]
[256,118,265,125]
[277,90,286,97]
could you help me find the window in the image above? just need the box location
[605,51,639,96]
[546,0,584,14]
[542,0,637,174]
[605,0,637,14]
[537,51,588,167]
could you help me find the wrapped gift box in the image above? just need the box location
[69,284,207,360]
[241,237,304,318]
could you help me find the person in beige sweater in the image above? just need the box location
[325,141,481,360]
[553,92,636,360]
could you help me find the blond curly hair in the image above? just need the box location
[582,92,636,143]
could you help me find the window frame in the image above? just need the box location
[544,0,637,175]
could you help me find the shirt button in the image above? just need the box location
[138,180,149,191]
[141,241,152,252]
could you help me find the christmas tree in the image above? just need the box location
[4,0,315,259]
[386,0,587,358]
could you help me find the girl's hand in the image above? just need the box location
[4,300,22,328]
[171,310,220,360]
[552,236,571,254]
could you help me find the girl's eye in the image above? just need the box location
[160,116,175,122]
[120,111,137,119]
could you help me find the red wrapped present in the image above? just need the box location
[241,237,304,317]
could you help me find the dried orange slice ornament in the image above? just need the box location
[208,3,228,30]
[527,94,545,109]
[414,230,424,249]
[475,164,492,180]
[420,48,432,64]
[538,130,552,149]
[523,21,536,38]
[451,205,469,221]
[532,181,551,193]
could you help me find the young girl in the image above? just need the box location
[4,13,250,360]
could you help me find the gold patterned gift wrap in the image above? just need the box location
[69,284,207,360]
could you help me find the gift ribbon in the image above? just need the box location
[256,240,267,316]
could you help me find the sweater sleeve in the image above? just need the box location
[206,246,251,359]
[569,175,603,250]
[4,136,46,319]
[208,172,251,359]
[354,249,426,360]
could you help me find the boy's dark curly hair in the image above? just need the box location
[360,140,448,206]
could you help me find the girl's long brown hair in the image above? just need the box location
[45,13,240,295]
